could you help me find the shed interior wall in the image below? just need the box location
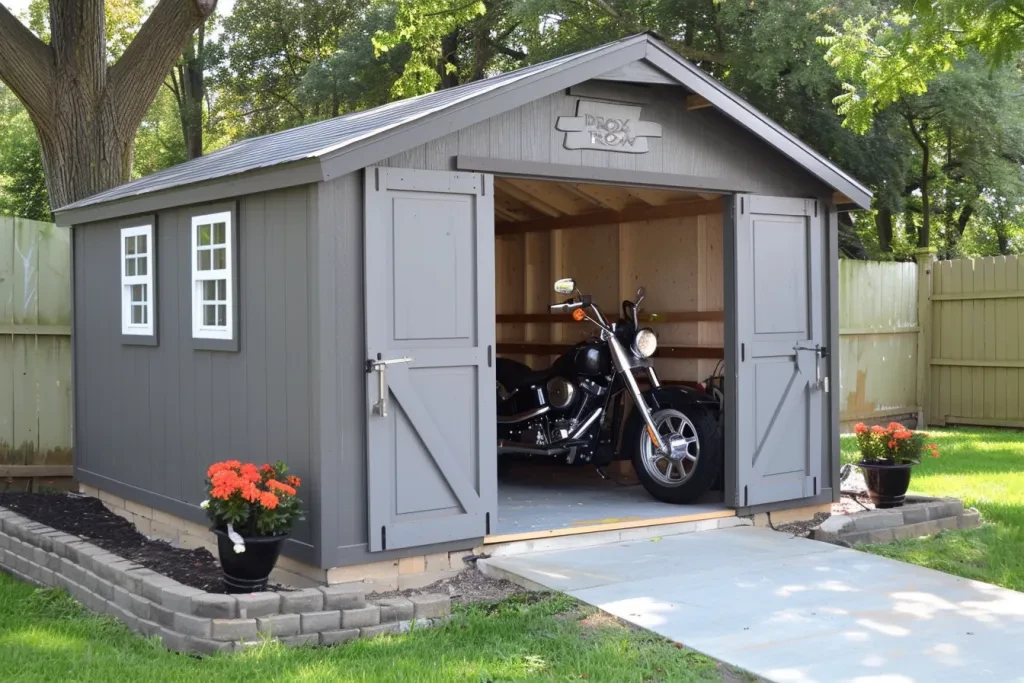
[495,205,725,385]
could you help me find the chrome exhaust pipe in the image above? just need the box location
[497,440,568,456]
[497,405,551,424]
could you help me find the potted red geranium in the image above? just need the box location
[201,460,303,593]
[853,422,938,508]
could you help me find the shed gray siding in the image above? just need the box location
[72,185,320,564]
[381,83,831,199]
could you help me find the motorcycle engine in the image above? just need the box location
[546,377,576,409]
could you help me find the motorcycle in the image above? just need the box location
[496,278,723,504]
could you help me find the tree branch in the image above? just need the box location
[109,0,217,131]
[0,5,54,124]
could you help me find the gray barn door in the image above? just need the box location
[733,195,824,507]
[364,167,496,552]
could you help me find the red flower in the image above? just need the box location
[871,425,886,435]
[287,475,301,488]
[240,463,261,483]
[267,479,297,496]
[854,422,868,435]
[260,491,279,510]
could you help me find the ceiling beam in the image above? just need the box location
[502,178,588,214]
[685,94,713,110]
[568,183,632,210]
[495,197,722,235]
[495,179,562,217]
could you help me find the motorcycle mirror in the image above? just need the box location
[554,278,576,295]
[636,286,646,300]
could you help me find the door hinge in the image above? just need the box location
[743,485,748,507]
[741,343,745,362]
[381,526,387,550]
[740,197,745,214]
[487,345,492,367]
[485,512,491,535]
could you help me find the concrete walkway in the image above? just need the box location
[481,526,1024,682]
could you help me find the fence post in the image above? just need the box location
[915,247,937,427]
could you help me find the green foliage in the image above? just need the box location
[852,421,937,465]
[372,0,488,97]
[0,85,49,221]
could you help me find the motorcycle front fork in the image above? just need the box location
[604,332,667,453]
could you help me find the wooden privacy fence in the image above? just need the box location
[838,260,920,428]
[928,255,1024,428]
[839,251,1024,430]
[0,216,73,482]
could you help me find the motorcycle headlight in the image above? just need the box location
[634,328,658,358]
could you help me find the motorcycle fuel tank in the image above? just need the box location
[569,340,611,377]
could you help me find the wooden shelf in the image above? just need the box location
[497,311,723,324]
[496,342,724,360]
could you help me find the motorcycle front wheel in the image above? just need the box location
[625,395,722,504]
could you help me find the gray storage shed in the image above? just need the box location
[56,33,871,581]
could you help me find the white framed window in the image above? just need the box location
[121,224,155,337]
[191,211,234,341]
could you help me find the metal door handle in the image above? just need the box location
[368,357,414,417]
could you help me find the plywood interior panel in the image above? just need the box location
[494,178,725,384]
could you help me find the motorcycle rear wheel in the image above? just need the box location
[626,396,721,504]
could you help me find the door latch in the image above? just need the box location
[793,343,829,392]
[367,357,414,417]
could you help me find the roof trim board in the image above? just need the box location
[56,33,872,223]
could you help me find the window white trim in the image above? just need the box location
[120,224,155,336]
[191,211,234,341]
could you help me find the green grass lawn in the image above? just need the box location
[840,426,1024,591]
[0,574,724,683]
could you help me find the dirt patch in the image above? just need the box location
[369,567,526,604]
[578,610,627,631]
[0,491,229,593]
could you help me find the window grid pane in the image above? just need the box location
[192,213,231,339]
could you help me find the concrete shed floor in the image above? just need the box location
[481,526,1024,682]
[494,463,726,537]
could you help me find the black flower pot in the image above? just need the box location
[212,527,288,593]
[856,461,914,509]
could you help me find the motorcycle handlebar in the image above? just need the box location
[550,294,592,312]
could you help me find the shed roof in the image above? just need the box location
[57,33,871,219]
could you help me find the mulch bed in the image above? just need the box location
[0,492,227,593]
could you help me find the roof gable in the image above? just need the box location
[57,34,870,221]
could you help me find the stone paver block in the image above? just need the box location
[49,534,82,559]
[160,585,205,612]
[129,592,152,620]
[150,603,177,629]
[901,506,929,525]
[0,532,9,550]
[158,627,189,653]
[360,622,401,639]
[141,574,181,603]
[211,618,259,641]
[341,605,380,629]
[35,566,55,587]
[174,612,213,638]
[136,618,161,638]
[67,543,106,567]
[280,633,318,647]
[936,516,959,531]
[376,597,414,622]
[31,546,48,566]
[891,520,940,541]
[280,588,323,613]
[927,499,963,521]
[108,602,140,633]
[186,636,235,654]
[235,592,280,618]
[192,593,238,618]
[257,613,301,637]
[112,565,147,593]
[849,511,903,532]
[409,594,450,619]
[301,610,340,633]
[958,510,982,529]
[113,585,134,612]
[319,628,360,645]
[93,576,115,601]
[320,584,366,610]
[84,552,121,578]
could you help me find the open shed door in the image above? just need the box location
[731,195,825,507]
[364,167,496,551]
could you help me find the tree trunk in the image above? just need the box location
[875,207,893,253]
[0,1,217,208]
[177,23,206,161]
[437,30,460,89]
[918,134,930,249]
